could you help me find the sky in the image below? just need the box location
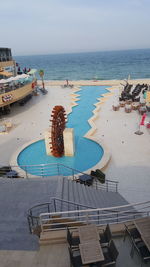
[1,0,150,56]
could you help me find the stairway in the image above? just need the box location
[0,176,128,250]
[55,177,128,212]
[39,216,85,245]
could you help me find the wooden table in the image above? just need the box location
[78,224,100,244]
[79,241,104,264]
[134,217,150,251]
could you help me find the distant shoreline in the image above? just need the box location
[38,78,150,87]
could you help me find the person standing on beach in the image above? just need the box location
[66,79,69,86]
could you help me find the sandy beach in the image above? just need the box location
[0,79,150,204]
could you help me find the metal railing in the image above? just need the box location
[0,79,33,95]
[27,198,150,234]
[0,163,118,192]
[92,178,118,192]
[39,201,150,233]
[27,197,96,233]
[27,202,52,234]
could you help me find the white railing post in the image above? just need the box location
[25,166,28,178]
[86,212,89,224]
[40,215,44,233]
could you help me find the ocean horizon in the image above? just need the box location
[14,48,150,81]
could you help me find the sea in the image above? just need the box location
[14,48,150,81]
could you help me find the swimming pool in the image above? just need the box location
[18,86,109,175]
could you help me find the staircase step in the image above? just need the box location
[68,180,75,210]
[61,178,69,211]
[40,230,66,245]
[42,217,86,232]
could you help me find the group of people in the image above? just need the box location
[17,65,31,75]
[63,79,74,88]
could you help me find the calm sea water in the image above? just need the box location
[14,49,150,80]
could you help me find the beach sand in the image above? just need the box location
[0,79,150,204]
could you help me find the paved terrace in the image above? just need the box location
[0,80,150,204]
[0,230,149,267]
[0,79,150,266]
[0,176,127,250]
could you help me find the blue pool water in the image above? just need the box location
[18,86,109,175]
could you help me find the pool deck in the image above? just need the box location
[0,79,150,265]
[0,79,150,205]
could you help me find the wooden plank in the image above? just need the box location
[79,241,104,264]
[78,224,100,243]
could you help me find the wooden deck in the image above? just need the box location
[0,82,34,108]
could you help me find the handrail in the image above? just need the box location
[27,198,150,219]
[0,79,34,95]
[0,163,118,192]
[51,197,96,211]
[27,198,150,234]
[41,200,150,216]
[27,202,53,216]
[27,198,96,218]
[39,200,150,233]
[27,197,96,233]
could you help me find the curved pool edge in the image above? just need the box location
[9,137,44,178]
[81,136,111,175]
[10,136,111,178]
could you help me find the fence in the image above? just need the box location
[27,198,150,234]
[0,163,118,192]
[39,200,150,233]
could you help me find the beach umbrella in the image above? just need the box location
[11,76,20,81]
[12,75,27,81]
[27,69,37,75]
[0,79,7,84]
[18,74,29,79]
[6,77,14,83]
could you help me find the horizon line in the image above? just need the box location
[13,47,150,57]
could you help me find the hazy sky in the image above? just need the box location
[1,0,150,56]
